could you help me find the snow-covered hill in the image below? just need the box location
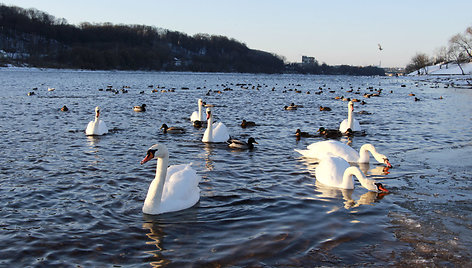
[408,62,472,75]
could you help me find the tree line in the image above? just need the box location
[0,4,384,76]
[406,25,472,75]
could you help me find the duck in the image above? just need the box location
[295,140,392,167]
[315,156,389,192]
[228,137,258,149]
[190,99,205,122]
[290,103,304,108]
[48,87,55,91]
[284,105,297,110]
[295,129,312,138]
[160,124,185,134]
[318,127,341,139]
[319,106,332,111]
[85,106,108,136]
[202,107,230,143]
[339,101,361,133]
[193,120,205,128]
[140,143,201,215]
[133,104,146,112]
[241,119,256,128]
[318,127,353,139]
[60,105,69,112]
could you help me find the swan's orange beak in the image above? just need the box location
[140,151,154,165]
[384,159,392,168]
[206,111,211,120]
[377,184,389,193]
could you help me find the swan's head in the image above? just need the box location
[374,182,389,193]
[141,144,169,164]
[373,153,392,168]
[206,107,212,120]
[348,101,354,111]
[95,106,100,117]
[198,99,203,105]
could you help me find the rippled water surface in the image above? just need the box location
[0,69,471,267]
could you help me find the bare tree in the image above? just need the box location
[447,44,467,75]
[407,53,431,74]
[449,32,472,60]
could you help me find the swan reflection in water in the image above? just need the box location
[314,181,388,210]
[296,156,389,209]
[142,212,200,267]
[86,135,101,148]
[142,221,168,267]
[201,143,215,171]
[358,162,391,176]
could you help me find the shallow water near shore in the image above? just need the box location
[0,69,471,266]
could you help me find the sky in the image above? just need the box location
[3,0,472,67]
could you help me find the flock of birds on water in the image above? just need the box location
[27,80,434,216]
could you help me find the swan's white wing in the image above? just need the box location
[211,122,230,142]
[315,156,352,189]
[190,111,199,122]
[305,140,359,162]
[160,164,201,213]
[340,119,361,132]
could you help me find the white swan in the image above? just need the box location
[140,143,201,215]
[190,99,205,122]
[85,106,108,136]
[295,140,392,167]
[339,101,361,132]
[315,156,389,192]
[202,107,230,143]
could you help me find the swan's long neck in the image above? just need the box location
[358,144,382,163]
[198,101,203,121]
[143,155,169,213]
[206,113,213,140]
[347,104,354,129]
[343,166,376,191]
[94,112,100,122]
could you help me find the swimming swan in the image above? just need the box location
[190,99,205,122]
[295,140,392,167]
[85,106,108,136]
[339,101,361,132]
[140,143,201,215]
[315,156,389,192]
[202,107,230,143]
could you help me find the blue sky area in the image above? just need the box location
[3,0,472,67]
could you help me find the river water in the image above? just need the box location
[0,69,470,267]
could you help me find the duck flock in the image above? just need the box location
[28,76,446,216]
[55,78,401,216]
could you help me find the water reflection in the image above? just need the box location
[358,163,391,176]
[315,181,387,209]
[142,221,168,267]
[86,135,101,148]
[201,144,215,171]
